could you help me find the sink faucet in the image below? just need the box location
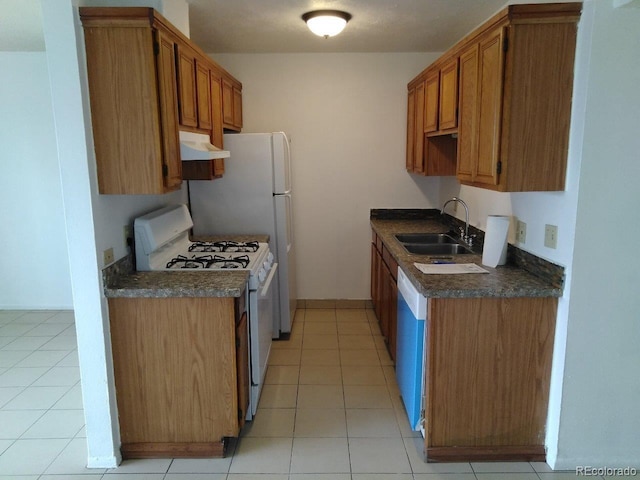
[441,197,474,246]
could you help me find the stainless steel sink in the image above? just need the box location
[394,233,457,244]
[402,243,473,255]
[394,232,474,255]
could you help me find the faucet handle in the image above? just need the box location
[467,234,477,247]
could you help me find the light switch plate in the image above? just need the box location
[103,247,114,265]
[544,224,558,249]
[516,220,527,244]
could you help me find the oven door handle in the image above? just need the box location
[260,263,278,298]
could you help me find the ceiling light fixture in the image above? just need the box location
[302,10,352,38]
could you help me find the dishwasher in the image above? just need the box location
[395,268,427,433]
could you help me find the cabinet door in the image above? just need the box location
[413,81,426,174]
[222,78,234,128]
[210,71,225,177]
[439,58,459,130]
[233,87,243,129]
[475,28,505,186]
[236,311,249,429]
[372,244,382,316]
[457,44,479,183]
[156,30,182,191]
[196,60,212,130]
[177,45,198,128]
[380,260,391,341]
[406,87,416,172]
[424,71,440,133]
[371,242,379,308]
[388,275,397,363]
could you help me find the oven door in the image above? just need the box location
[248,262,278,418]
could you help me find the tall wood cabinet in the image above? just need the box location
[108,295,249,459]
[80,7,243,192]
[406,3,581,191]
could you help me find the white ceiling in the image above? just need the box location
[0,0,575,53]
[189,0,510,53]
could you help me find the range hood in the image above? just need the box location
[179,130,230,160]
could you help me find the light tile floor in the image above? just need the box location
[0,308,591,479]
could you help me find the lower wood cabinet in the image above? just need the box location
[370,231,398,362]
[424,296,557,461]
[371,229,557,461]
[108,295,247,459]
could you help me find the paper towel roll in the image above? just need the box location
[482,215,510,268]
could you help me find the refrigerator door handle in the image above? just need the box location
[285,193,294,249]
[283,133,292,193]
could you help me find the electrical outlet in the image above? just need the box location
[123,225,132,246]
[103,247,114,265]
[545,224,558,249]
[516,220,527,244]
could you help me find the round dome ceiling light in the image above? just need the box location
[302,10,352,38]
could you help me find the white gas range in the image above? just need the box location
[133,204,276,419]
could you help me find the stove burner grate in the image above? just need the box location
[166,254,251,269]
[188,240,260,253]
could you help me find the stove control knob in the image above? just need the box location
[263,260,271,270]
[258,268,267,283]
[267,252,274,263]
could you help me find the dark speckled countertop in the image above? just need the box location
[103,234,269,299]
[371,210,563,299]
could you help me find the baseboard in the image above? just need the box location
[426,445,546,462]
[121,441,226,459]
[297,299,374,309]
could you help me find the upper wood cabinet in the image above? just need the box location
[456,44,479,184]
[405,87,416,171]
[210,70,225,178]
[458,6,580,191]
[472,28,505,187]
[407,3,581,191]
[156,30,183,192]
[176,44,198,128]
[80,7,243,193]
[222,77,243,131]
[424,71,440,133]
[407,75,457,176]
[438,57,459,131]
[80,8,182,194]
[195,60,213,130]
[406,80,426,174]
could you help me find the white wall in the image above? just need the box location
[41,0,190,467]
[212,53,441,299]
[555,0,640,468]
[0,52,73,309]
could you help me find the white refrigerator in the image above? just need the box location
[189,132,297,337]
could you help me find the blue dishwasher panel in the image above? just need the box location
[395,292,425,430]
